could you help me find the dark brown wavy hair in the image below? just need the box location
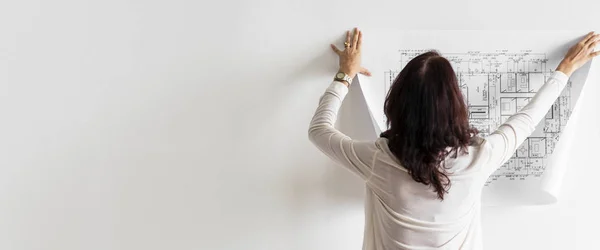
[381,51,478,200]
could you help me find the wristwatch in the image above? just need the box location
[334,71,353,85]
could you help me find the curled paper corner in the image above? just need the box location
[338,75,381,140]
[355,74,384,137]
[539,58,598,204]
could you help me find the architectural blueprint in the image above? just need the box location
[386,50,572,186]
[357,31,595,205]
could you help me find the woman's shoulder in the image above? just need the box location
[469,135,486,147]
[374,137,390,150]
[374,135,488,153]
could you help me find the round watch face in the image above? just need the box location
[336,72,345,78]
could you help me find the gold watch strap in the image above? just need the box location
[334,72,352,85]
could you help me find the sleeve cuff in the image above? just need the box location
[326,81,350,96]
[551,70,570,84]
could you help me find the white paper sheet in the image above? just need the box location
[356,30,596,206]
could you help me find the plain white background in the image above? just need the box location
[1,0,600,249]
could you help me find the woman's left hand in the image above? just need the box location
[331,27,372,80]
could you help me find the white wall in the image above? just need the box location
[1,0,600,249]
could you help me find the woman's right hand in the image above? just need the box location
[557,31,600,77]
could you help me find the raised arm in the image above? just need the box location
[484,31,600,174]
[308,28,377,180]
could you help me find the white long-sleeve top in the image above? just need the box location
[308,71,569,250]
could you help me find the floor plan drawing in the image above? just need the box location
[382,50,574,187]
[359,31,594,205]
